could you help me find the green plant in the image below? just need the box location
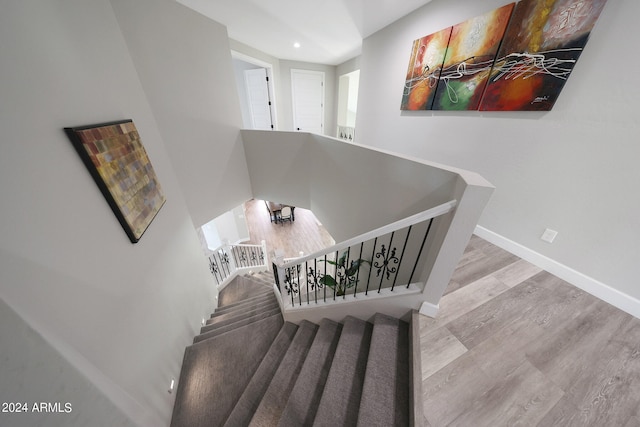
[319,250,370,296]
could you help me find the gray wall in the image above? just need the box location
[111,0,252,228]
[356,0,640,304]
[0,0,240,425]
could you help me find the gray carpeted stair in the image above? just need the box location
[170,272,415,427]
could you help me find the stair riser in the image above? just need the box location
[202,301,281,332]
[194,310,282,344]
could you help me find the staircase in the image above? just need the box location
[170,272,416,427]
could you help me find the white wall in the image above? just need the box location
[0,299,137,427]
[110,0,253,228]
[356,0,640,307]
[0,1,219,425]
[241,130,462,242]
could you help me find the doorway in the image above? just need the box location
[337,70,359,141]
[291,69,325,135]
[231,51,277,130]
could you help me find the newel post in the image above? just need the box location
[418,174,494,317]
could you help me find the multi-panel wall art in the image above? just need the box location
[65,120,165,243]
[401,0,609,112]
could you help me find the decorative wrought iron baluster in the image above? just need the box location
[305,261,310,305]
[392,226,412,291]
[366,237,377,295]
[353,242,364,298]
[220,250,231,278]
[323,255,327,303]
[374,232,399,293]
[209,255,221,284]
[283,266,299,306]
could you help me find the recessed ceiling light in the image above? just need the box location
[293,42,301,48]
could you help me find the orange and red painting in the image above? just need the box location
[401,0,609,112]
[479,0,609,111]
[432,3,514,111]
[65,120,165,243]
[401,27,452,111]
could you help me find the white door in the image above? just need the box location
[244,68,274,130]
[291,69,324,134]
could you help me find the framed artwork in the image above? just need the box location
[64,120,165,243]
[479,0,610,111]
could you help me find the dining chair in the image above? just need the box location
[279,206,293,225]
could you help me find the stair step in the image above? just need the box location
[194,310,282,344]
[312,316,373,427]
[356,313,410,427]
[278,318,343,427]
[248,272,275,287]
[218,276,270,307]
[200,300,280,334]
[170,313,283,427]
[213,289,274,315]
[223,322,299,427]
[207,296,277,325]
[249,320,319,426]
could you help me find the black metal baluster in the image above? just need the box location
[408,218,434,287]
[297,263,302,306]
[344,247,351,300]
[378,232,396,293]
[272,262,281,293]
[365,237,377,295]
[354,242,364,297]
[333,250,339,301]
[231,246,239,269]
[392,226,412,291]
[304,261,311,305]
[323,255,327,303]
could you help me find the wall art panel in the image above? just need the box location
[65,120,166,243]
[479,0,609,111]
[432,3,514,111]
[401,27,452,111]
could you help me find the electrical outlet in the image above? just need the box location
[541,228,558,243]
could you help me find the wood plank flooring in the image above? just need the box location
[421,235,640,427]
[242,199,335,259]
[242,199,640,426]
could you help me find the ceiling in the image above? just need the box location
[176,0,434,65]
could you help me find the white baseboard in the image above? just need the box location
[475,226,640,320]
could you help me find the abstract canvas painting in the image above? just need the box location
[65,120,165,243]
[401,26,452,111]
[432,3,514,111]
[479,0,609,111]
[401,0,609,112]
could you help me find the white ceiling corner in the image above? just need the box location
[176,0,433,65]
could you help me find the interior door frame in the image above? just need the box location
[291,69,325,134]
[231,50,278,130]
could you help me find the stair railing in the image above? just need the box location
[208,240,269,286]
[272,200,457,308]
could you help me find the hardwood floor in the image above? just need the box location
[242,200,640,426]
[242,199,335,259]
[420,235,640,427]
